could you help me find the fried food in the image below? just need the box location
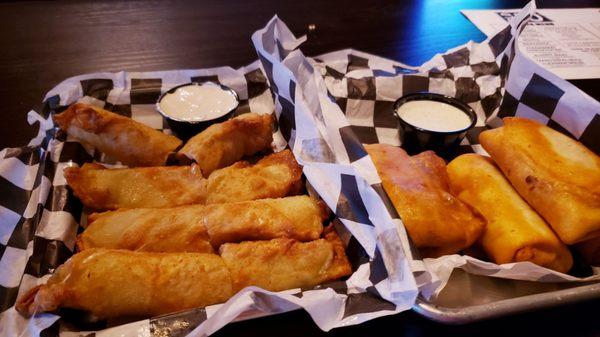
[365,144,485,258]
[80,206,214,253]
[16,232,351,318]
[54,103,182,167]
[64,163,206,210]
[479,117,600,244]
[15,249,233,318]
[78,196,326,252]
[64,150,301,210]
[206,149,303,204]
[219,229,352,292]
[178,113,273,176]
[447,154,573,273]
[203,196,326,247]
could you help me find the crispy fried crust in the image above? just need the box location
[365,144,486,258]
[178,113,274,175]
[17,232,351,318]
[206,149,303,204]
[77,205,214,253]
[15,249,234,318]
[54,103,182,167]
[447,154,573,273]
[77,196,326,252]
[219,233,351,292]
[480,117,600,244]
[64,163,206,210]
[64,151,301,210]
[203,196,326,247]
[322,226,353,281]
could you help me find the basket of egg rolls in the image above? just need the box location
[363,116,600,299]
[296,3,600,303]
[1,61,417,337]
[250,4,600,317]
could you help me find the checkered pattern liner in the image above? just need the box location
[253,2,600,300]
[315,7,598,156]
[309,2,599,289]
[252,13,421,315]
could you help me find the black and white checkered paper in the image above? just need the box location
[0,62,416,336]
[252,1,600,301]
[269,1,598,299]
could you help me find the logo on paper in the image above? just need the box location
[496,11,553,23]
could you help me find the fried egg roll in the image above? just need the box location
[220,229,352,292]
[480,117,600,244]
[78,196,326,252]
[65,151,300,210]
[17,233,351,318]
[80,206,214,253]
[206,149,303,204]
[203,196,326,247]
[365,144,485,258]
[54,103,182,167]
[178,113,274,176]
[15,249,233,318]
[447,154,573,273]
[64,163,206,210]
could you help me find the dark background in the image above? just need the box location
[1,1,599,336]
[1,0,599,149]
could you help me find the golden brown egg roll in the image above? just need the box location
[365,144,485,258]
[77,196,326,252]
[54,103,182,167]
[206,149,303,204]
[203,196,326,247]
[575,237,600,266]
[65,151,300,210]
[15,249,233,318]
[79,206,214,253]
[220,229,352,292]
[178,113,274,176]
[480,117,600,244]
[64,163,206,210]
[16,232,351,318]
[447,154,573,273]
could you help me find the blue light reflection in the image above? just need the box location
[394,0,504,66]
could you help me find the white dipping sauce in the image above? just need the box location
[159,83,238,122]
[396,100,471,132]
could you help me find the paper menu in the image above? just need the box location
[462,8,600,80]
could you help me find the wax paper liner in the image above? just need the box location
[0,57,417,337]
[263,0,599,300]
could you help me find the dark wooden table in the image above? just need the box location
[1,0,599,336]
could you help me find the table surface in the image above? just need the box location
[1,0,599,336]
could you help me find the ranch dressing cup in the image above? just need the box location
[393,93,476,158]
[157,82,239,140]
